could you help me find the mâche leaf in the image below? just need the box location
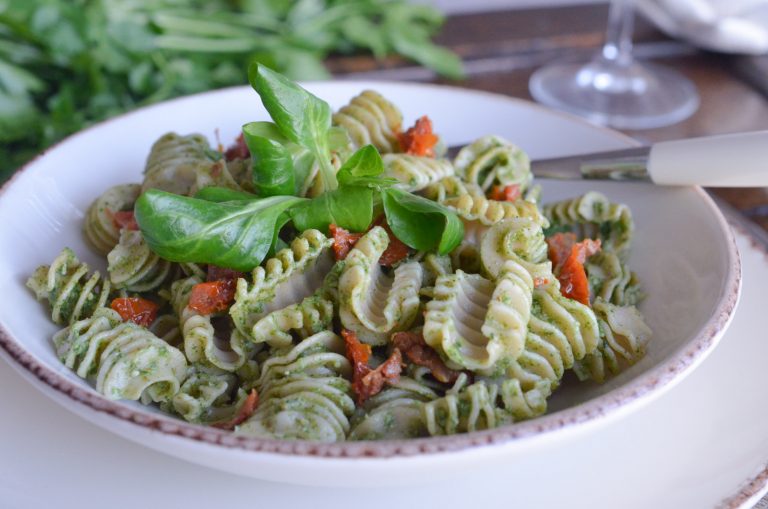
[290,186,374,233]
[335,144,397,190]
[336,144,384,185]
[194,187,257,202]
[382,188,463,254]
[248,63,331,148]
[135,189,305,271]
[243,121,295,196]
[248,63,337,191]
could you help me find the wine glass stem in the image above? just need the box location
[602,0,635,66]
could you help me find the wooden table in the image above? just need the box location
[328,3,768,231]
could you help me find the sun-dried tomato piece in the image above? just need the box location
[557,239,601,305]
[110,297,159,328]
[330,224,364,261]
[342,329,371,370]
[358,349,402,404]
[110,209,139,231]
[546,233,601,305]
[391,331,461,384]
[212,389,259,431]
[188,280,237,315]
[489,184,521,202]
[398,115,438,157]
[546,232,578,269]
[342,329,402,405]
[225,133,250,161]
[373,216,410,267]
[207,264,245,282]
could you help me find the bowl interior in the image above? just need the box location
[0,83,738,449]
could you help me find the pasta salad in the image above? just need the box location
[27,66,651,441]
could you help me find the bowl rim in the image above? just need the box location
[0,82,742,459]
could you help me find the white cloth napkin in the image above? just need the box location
[637,0,768,54]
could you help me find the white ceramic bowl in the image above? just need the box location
[0,83,740,485]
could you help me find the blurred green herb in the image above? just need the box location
[0,0,463,181]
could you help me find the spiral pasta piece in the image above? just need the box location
[498,307,588,395]
[423,261,532,370]
[476,283,600,403]
[424,174,478,202]
[107,230,173,292]
[27,248,111,325]
[446,191,548,228]
[496,378,551,421]
[479,217,550,281]
[230,229,334,342]
[53,307,124,375]
[142,132,240,196]
[239,331,355,441]
[249,294,335,348]
[422,377,551,436]
[543,191,634,256]
[83,183,141,255]
[530,284,600,362]
[382,154,454,192]
[332,90,403,153]
[423,381,498,435]
[168,364,249,423]
[170,276,250,372]
[585,251,643,306]
[348,377,438,440]
[573,300,652,382]
[52,308,187,402]
[453,135,531,192]
[149,313,182,346]
[339,227,423,345]
[426,176,547,227]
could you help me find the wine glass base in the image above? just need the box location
[529,59,700,130]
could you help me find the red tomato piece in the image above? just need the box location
[206,265,245,282]
[212,389,259,430]
[398,115,439,157]
[343,329,402,405]
[547,234,602,305]
[111,210,139,231]
[188,280,237,315]
[224,133,250,161]
[372,216,410,266]
[489,184,521,202]
[391,331,460,384]
[110,297,159,327]
[329,224,364,261]
[546,232,578,269]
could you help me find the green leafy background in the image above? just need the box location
[0,0,463,182]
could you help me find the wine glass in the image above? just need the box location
[529,0,699,129]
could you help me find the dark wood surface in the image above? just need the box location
[328,3,768,231]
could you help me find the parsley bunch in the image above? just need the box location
[0,0,463,181]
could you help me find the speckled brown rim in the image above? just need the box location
[719,460,768,509]
[0,83,743,459]
[716,215,768,509]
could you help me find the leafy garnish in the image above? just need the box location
[249,63,337,192]
[139,69,464,268]
[334,144,397,190]
[242,122,295,197]
[135,189,305,271]
[291,187,374,233]
[290,145,390,232]
[382,188,464,254]
[194,187,257,202]
[336,144,385,185]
